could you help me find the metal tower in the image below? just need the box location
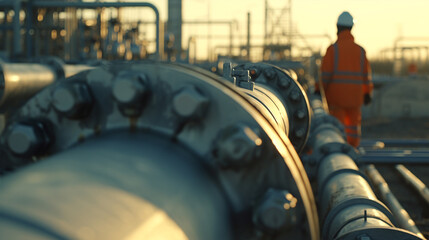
[264,0,293,60]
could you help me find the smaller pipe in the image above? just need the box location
[361,139,429,148]
[12,0,22,58]
[365,164,425,239]
[358,155,429,165]
[246,12,251,61]
[32,1,160,59]
[0,63,93,113]
[396,164,429,206]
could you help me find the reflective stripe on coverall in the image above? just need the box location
[316,30,373,147]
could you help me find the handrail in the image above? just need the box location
[32,1,161,59]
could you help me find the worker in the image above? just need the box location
[315,11,373,147]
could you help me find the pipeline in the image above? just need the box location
[396,164,429,206]
[0,61,425,240]
[0,59,93,113]
[365,164,425,239]
[303,96,423,240]
[0,61,318,240]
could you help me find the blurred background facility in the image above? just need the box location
[0,1,429,240]
[2,0,429,120]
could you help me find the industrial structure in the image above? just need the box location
[0,1,428,240]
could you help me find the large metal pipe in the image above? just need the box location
[0,62,319,240]
[0,131,233,240]
[0,63,55,112]
[396,164,429,206]
[0,62,93,113]
[306,97,423,240]
[365,164,425,239]
[32,1,161,59]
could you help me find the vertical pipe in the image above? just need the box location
[264,0,267,46]
[365,164,425,239]
[31,2,161,59]
[288,0,292,57]
[26,0,34,58]
[167,0,182,61]
[229,22,232,57]
[12,0,21,58]
[246,12,250,61]
[396,164,429,206]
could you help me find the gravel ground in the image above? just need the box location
[361,117,429,238]
[362,117,429,139]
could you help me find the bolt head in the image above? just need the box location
[294,128,306,138]
[6,122,49,157]
[253,189,298,231]
[356,235,371,240]
[52,82,93,119]
[113,74,148,104]
[277,77,291,89]
[263,68,277,80]
[213,124,262,168]
[294,110,306,120]
[289,91,301,102]
[172,86,209,119]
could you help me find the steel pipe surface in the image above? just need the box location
[306,95,423,240]
[365,164,425,239]
[0,62,320,240]
[0,131,233,240]
[0,63,92,113]
[0,63,56,112]
[396,164,429,206]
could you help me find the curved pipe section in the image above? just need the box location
[0,63,55,112]
[0,131,233,240]
[0,62,319,240]
[0,62,93,113]
[305,96,423,240]
[242,84,289,136]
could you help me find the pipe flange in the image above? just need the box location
[303,141,357,180]
[0,62,319,240]
[234,63,311,153]
[311,114,345,137]
[315,142,358,162]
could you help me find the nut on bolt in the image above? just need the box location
[6,121,52,157]
[52,82,93,119]
[212,124,262,169]
[113,73,150,117]
[113,74,148,105]
[172,86,209,120]
[294,110,306,121]
[356,234,372,240]
[253,189,298,232]
[263,67,277,80]
[277,77,291,89]
[289,90,301,102]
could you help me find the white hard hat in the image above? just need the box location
[337,11,354,27]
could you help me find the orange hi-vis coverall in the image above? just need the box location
[316,30,373,147]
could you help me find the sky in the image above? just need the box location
[120,0,429,60]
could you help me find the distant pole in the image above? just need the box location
[288,0,292,57]
[247,12,251,61]
[13,0,22,58]
[264,0,267,46]
[167,0,182,61]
